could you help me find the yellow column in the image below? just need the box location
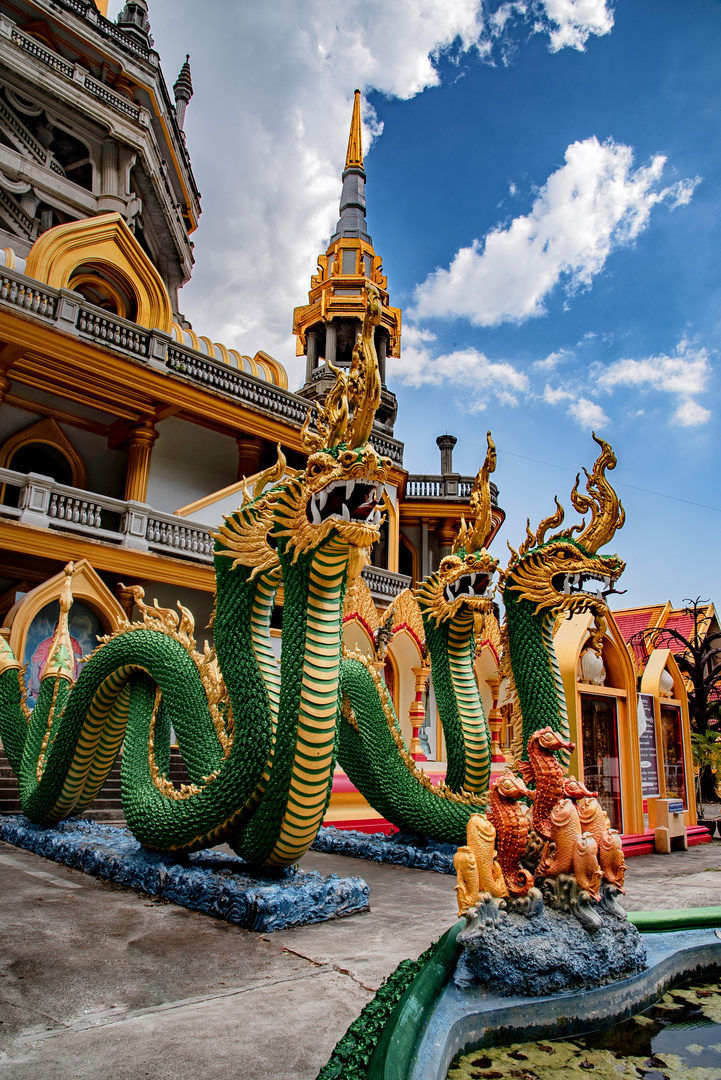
[0,343,23,410]
[409,663,431,760]
[485,675,508,766]
[435,518,457,560]
[124,422,158,503]
[237,435,264,482]
[384,492,399,573]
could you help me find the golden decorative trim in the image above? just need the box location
[343,574,380,634]
[301,285,382,454]
[40,563,76,684]
[452,431,496,554]
[0,416,87,489]
[570,433,625,554]
[25,213,173,333]
[387,587,425,649]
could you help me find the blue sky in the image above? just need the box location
[112,0,721,611]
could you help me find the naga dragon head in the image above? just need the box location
[215,284,390,577]
[416,432,499,626]
[502,434,626,651]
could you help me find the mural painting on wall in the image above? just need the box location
[25,601,104,707]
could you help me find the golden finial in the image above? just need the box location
[41,563,76,684]
[301,283,381,453]
[345,89,364,170]
[453,432,496,553]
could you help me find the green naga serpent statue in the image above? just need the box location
[335,433,626,843]
[0,265,626,859]
[336,436,499,846]
[501,434,626,766]
[0,287,397,869]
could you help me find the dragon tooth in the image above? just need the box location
[346,480,355,501]
[318,489,328,511]
[341,503,351,521]
[310,495,321,525]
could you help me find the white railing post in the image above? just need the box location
[121,501,150,550]
[19,473,52,527]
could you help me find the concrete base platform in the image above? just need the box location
[0,814,370,932]
[3,831,721,1079]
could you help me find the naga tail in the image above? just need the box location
[0,635,28,774]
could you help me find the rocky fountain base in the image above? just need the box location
[316,734,721,1080]
[455,894,646,997]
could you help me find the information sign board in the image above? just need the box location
[637,693,660,797]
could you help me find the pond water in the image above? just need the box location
[448,976,721,1079]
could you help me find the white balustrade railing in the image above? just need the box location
[361,566,411,601]
[0,469,213,562]
[145,516,214,559]
[405,475,492,500]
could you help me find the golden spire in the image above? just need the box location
[301,284,382,453]
[345,90,364,171]
[452,432,497,554]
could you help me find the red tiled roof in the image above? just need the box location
[613,609,656,669]
[614,611,653,644]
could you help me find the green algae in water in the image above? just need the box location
[448,975,721,1080]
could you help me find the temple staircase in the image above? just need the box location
[0,746,192,826]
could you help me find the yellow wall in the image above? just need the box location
[554,611,644,835]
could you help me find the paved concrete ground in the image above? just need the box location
[2,838,721,1080]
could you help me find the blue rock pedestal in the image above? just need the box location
[455,906,647,996]
[311,825,456,873]
[0,814,370,932]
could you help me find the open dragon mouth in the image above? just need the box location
[555,572,625,600]
[443,573,492,603]
[307,480,384,528]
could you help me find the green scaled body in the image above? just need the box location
[0,438,377,868]
[337,655,484,846]
[421,603,491,794]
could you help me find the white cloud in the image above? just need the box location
[595,339,712,426]
[538,0,614,52]
[389,326,529,408]
[543,383,572,404]
[412,137,700,328]
[534,348,574,370]
[567,396,610,429]
[490,1,613,54]
[104,1,619,388]
[541,383,608,427]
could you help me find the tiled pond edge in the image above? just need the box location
[410,927,721,1080]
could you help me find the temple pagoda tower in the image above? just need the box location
[293,90,401,435]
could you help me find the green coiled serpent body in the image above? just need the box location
[422,607,491,793]
[503,591,569,754]
[0,502,353,867]
[337,656,483,846]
